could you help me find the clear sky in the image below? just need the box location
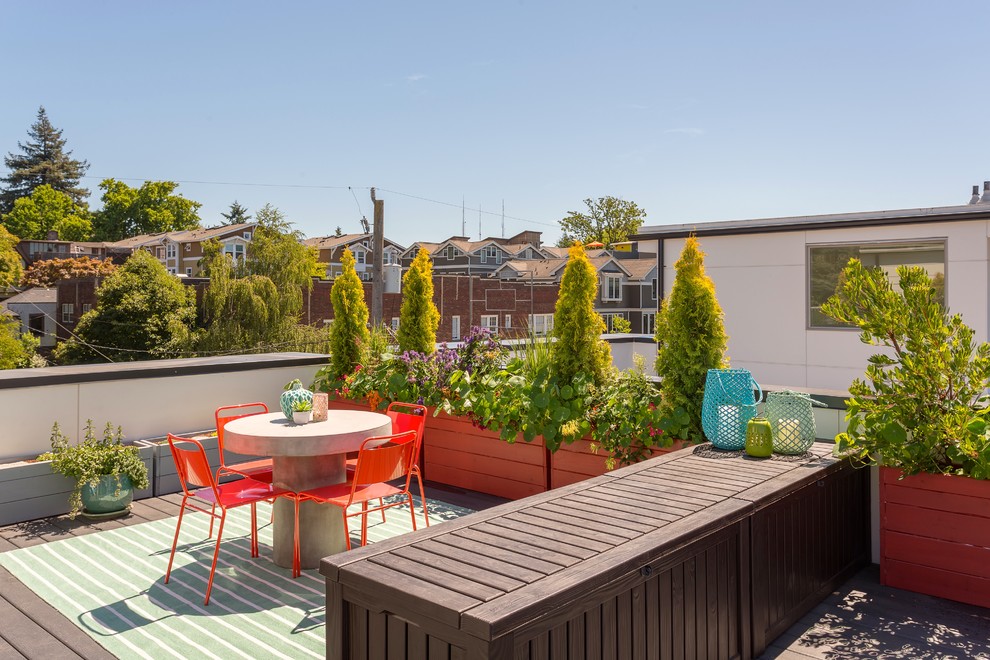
[2,1,988,247]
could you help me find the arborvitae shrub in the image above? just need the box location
[551,242,611,385]
[655,236,728,439]
[397,247,439,354]
[329,248,370,378]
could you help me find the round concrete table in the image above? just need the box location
[222,410,391,569]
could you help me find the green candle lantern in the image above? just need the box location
[745,417,774,458]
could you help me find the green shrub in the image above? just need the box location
[551,242,611,385]
[397,248,439,354]
[823,260,990,479]
[40,421,149,518]
[328,248,370,379]
[655,236,727,441]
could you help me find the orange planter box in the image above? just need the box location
[423,411,548,500]
[880,466,990,608]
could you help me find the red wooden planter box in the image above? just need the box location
[550,438,689,489]
[422,411,548,500]
[880,466,990,608]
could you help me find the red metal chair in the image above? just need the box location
[215,402,274,483]
[289,430,417,577]
[347,402,430,526]
[164,434,285,605]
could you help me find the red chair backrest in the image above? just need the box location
[351,431,417,491]
[215,402,269,461]
[167,434,220,501]
[386,402,426,462]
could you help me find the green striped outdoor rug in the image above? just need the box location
[0,496,472,659]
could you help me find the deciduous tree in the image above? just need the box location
[21,256,116,288]
[398,248,439,353]
[2,184,91,240]
[0,226,22,288]
[654,236,728,440]
[1,107,90,214]
[91,179,201,241]
[328,248,370,379]
[52,250,196,364]
[551,242,611,385]
[0,315,41,369]
[556,196,647,248]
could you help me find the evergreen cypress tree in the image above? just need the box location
[654,236,728,439]
[1,107,89,214]
[221,200,251,224]
[550,242,612,385]
[397,248,439,353]
[329,248,370,378]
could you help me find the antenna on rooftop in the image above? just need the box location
[479,203,482,239]
[462,196,466,236]
[501,199,505,238]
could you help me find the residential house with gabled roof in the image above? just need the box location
[1,287,58,348]
[303,233,405,280]
[15,232,127,268]
[400,230,550,276]
[101,223,257,276]
[495,243,659,334]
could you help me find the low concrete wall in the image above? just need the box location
[0,353,328,462]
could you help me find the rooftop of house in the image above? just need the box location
[2,287,57,306]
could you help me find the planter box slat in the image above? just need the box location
[884,530,990,579]
[883,500,990,547]
[881,467,990,497]
[883,557,990,608]
[427,464,546,501]
[425,427,545,463]
[882,479,990,519]
[426,446,545,485]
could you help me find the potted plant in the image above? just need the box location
[822,260,990,608]
[40,420,150,519]
[292,399,314,425]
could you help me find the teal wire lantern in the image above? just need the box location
[765,390,827,455]
[701,369,762,450]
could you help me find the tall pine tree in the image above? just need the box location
[221,200,251,224]
[1,107,89,214]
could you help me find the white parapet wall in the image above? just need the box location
[0,353,328,462]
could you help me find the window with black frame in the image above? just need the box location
[808,240,945,328]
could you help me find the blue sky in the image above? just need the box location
[2,1,988,247]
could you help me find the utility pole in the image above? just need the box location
[370,187,384,326]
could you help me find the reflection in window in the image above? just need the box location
[808,241,945,328]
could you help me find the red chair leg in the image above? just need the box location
[416,473,430,527]
[164,498,188,584]
[379,498,386,523]
[204,511,227,605]
[250,503,258,558]
[360,501,369,547]
[343,507,352,551]
[292,497,302,578]
[208,502,216,538]
[407,493,417,532]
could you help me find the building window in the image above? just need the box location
[356,251,366,265]
[332,270,342,278]
[82,304,92,314]
[223,243,245,262]
[391,317,400,331]
[651,278,658,300]
[445,245,457,260]
[480,245,500,264]
[602,274,622,301]
[243,231,252,240]
[600,312,625,332]
[168,267,177,275]
[642,312,656,335]
[481,315,499,332]
[451,316,461,341]
[184,243,191,252]
[156,247,164,258]
[61,304,73,323]
[166,244,176,259]
[185,268,192,276]
[361,272,371,281]
[808,240,946,328]
[504,314,511,329]
[529,313,554,336]
[28,314,44,337]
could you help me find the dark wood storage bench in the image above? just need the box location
[321,443,869,659]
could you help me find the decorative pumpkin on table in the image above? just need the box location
[281,379,314,421]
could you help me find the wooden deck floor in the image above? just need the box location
[1,484,987,659]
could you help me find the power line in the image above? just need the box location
[376,187,558,228]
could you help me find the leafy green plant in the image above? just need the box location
[551,242,612,386]
[328,247,370,380]
[655,236,728,442]
[587,356,668,467]
[609,315,632,333]
[40,421,149,518]
[822,260,990,479]
[517,333,554,377]
[293,399,313,412]
[397,247,440,354]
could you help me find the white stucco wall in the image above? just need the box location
[662,220,990,391]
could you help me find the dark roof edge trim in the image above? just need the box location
[0,353,329,390]
[632,209,990,241]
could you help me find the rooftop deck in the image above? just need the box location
[1,471,987,658]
